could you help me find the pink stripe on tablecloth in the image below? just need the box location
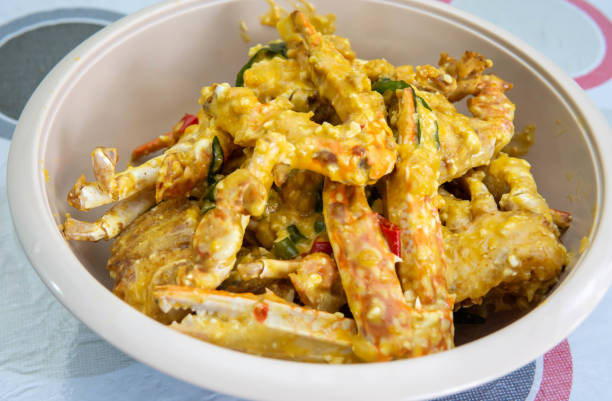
[561,0,612,89]
[534,340,573,401]
[440,0,612,89]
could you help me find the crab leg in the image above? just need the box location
[438,51,494,102]
[357,50,494,103]
[364,51,514,183]
[551,208,572,234]
[66,175,113,211]
[441,169,568,307]
[67,123,231,211]
[68,154,162,211]
[279,11,397,180]
[467,75,516,155]
[280,11,380,124]
[155,126,232,202]
[463,170,497,217]
[323,181,418,361]
[91,146,162,199]
[131,113,203,161]
[445,175,568,306]
[63,189,156,241]
[236,256,304,280]
[407,77,513,183]
[437,189,472,233]
[131,129,183,162]
[236,253,346,313]
[154,285,357,363]
[485,152,553,225]
[385,88,454,353]
[187,133,290,289]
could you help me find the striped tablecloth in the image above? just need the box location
[1,1,611,400]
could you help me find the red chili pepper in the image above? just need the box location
[377,215,401,257]
[253,302,269,322]
[308,216,401,259]
[309,241,333,256]
[179,114,198,133]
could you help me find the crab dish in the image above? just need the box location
[62,2,570,363]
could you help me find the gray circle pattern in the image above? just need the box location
[0,8,123,139]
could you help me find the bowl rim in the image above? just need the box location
[7,0,612,400]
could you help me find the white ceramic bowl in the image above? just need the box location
[7,0,612,400]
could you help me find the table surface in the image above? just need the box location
[1,1,612,400]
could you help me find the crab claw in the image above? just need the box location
[154,285,358,363]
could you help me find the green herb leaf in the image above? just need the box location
[201,201,215,215]
[417,96,432,111]
[272,237,299,260]
[314,220,326,233]
[264,41,287,56]
[372,78,410,95]
[409,85,418,105]
[434,121,440,150]
[235,42,288,87]
[208,136,224,183]
[287,224,306,243]
[203,179,218,203]
[407,85,432,111]
[374,79,435,146]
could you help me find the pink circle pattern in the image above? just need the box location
[567,0,612,89]
[439,0,612,90]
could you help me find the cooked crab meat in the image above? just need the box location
[419,73,515,183]
[202,82,394,186]
[385,88,454,349]
[200,12,397,186]
[107,198,201,323]
[236,252,346,313]
[438,51,494,102]
[357,58,458,99]
[288,253,346,313]
[154,285,358,363]
[244,56,316,112]
[324,181,452,360]
[445,211,568,307]
[441,168,568,307]
[67,119,231,211]
[364,51,514,184]
[155,125,233,202]
[188,133,291,289]
[484,152,554,226]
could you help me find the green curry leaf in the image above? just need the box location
[235,42,288,87]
